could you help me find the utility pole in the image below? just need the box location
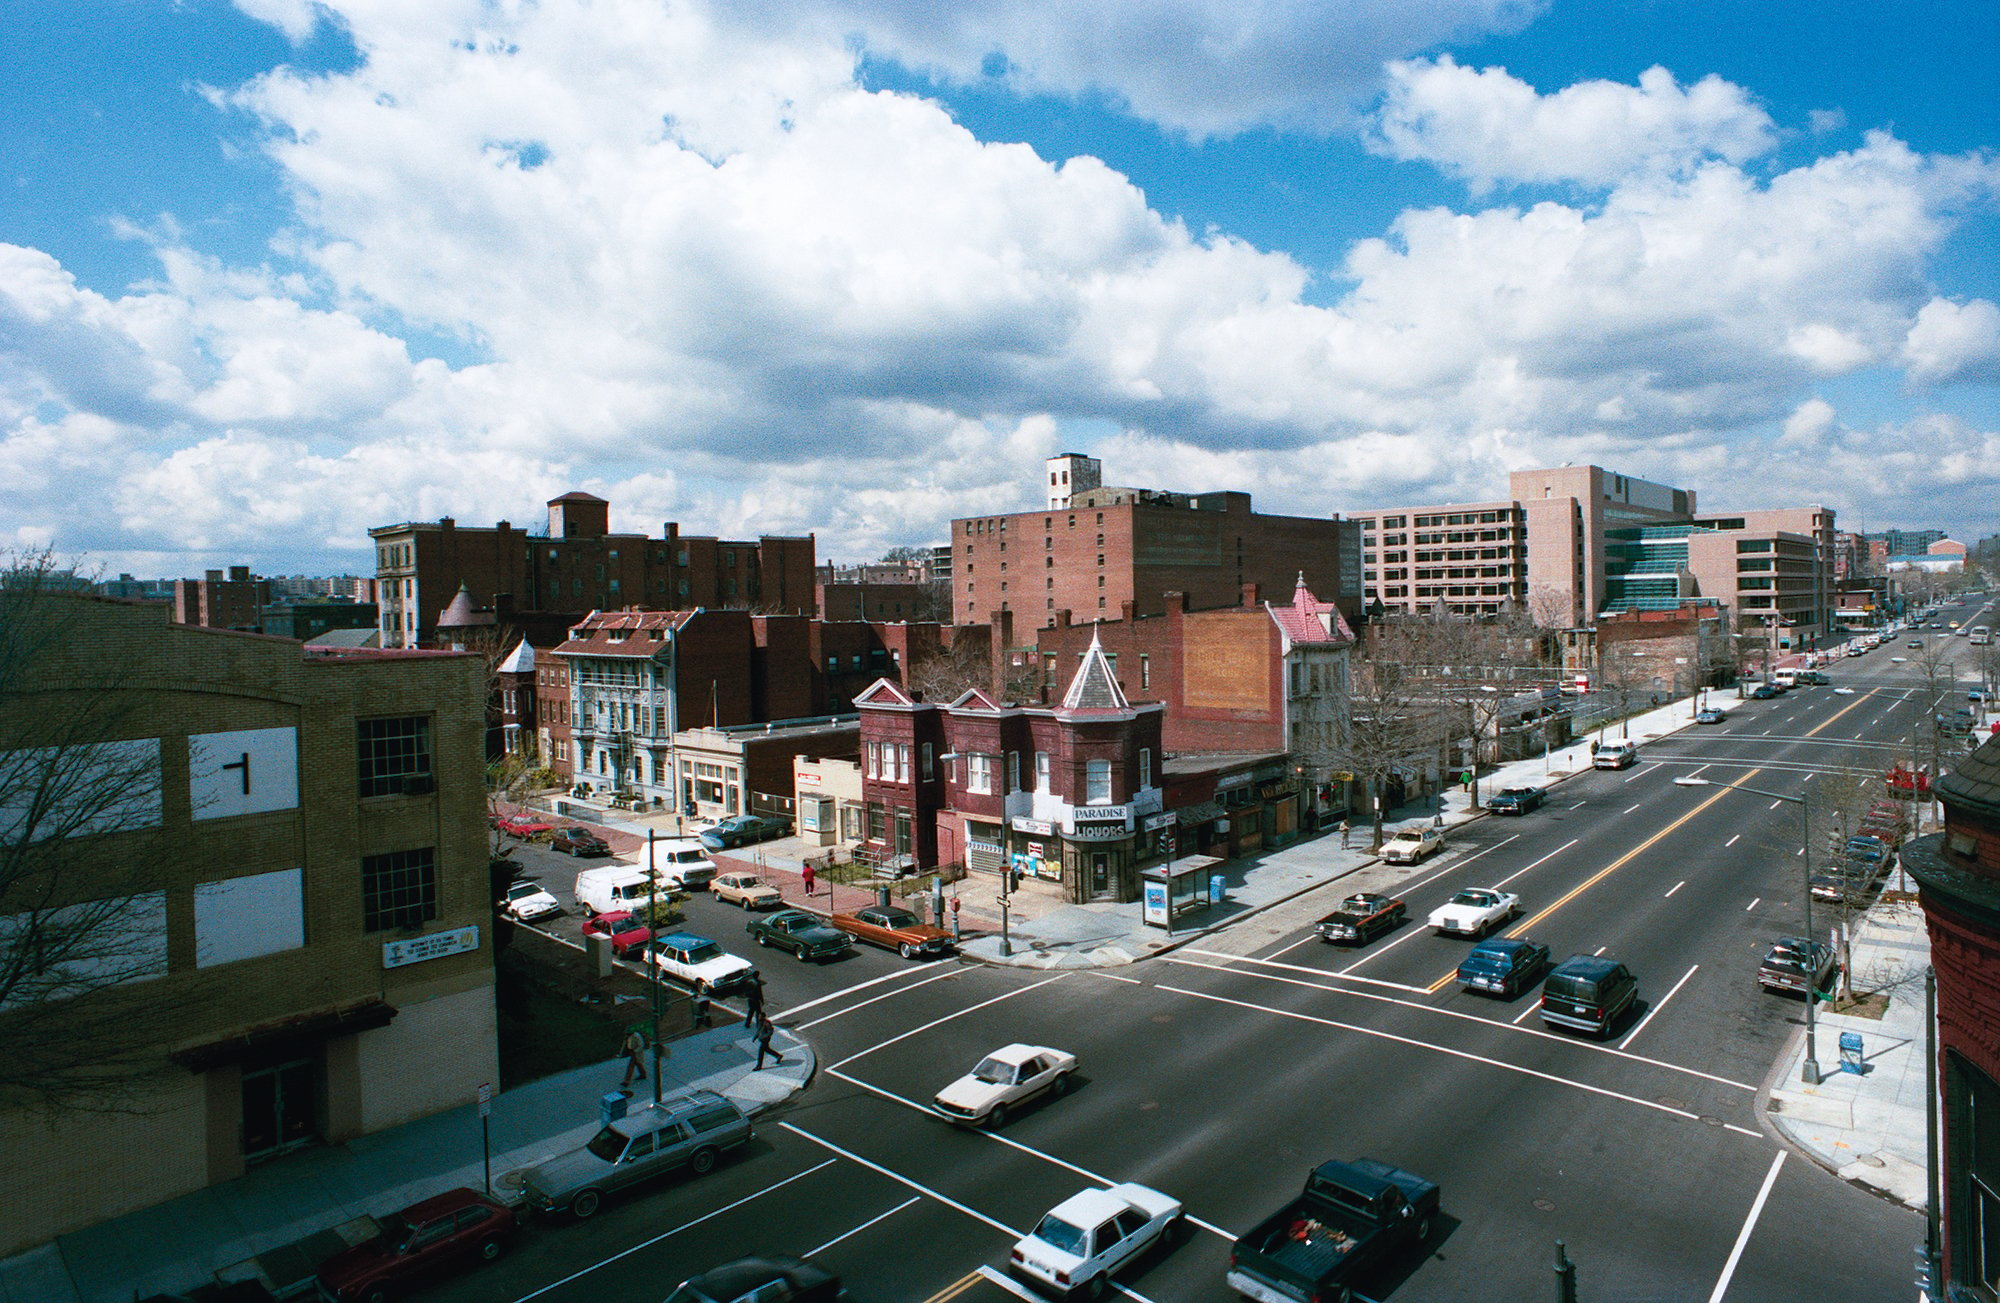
[646,828,662,1106]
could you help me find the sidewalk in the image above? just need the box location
[946,690,1734,968]
[0,1022,813,1303]
[1766,895,1935,1210]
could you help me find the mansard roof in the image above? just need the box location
[1061,631,1130,711]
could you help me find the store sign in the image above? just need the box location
[1070,820,1128,842]
[383,926,480,970]
[1142,811,1178,832]
[1013,817,1055,835]
[1216,772,1252,791]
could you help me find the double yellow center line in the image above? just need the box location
[1419,685,1886,995]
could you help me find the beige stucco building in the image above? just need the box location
[0,597,496,1256]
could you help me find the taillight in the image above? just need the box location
[1055,1270,1070,1285]
[1010,1249,1023,1263]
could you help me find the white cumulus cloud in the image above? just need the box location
[1903,297,2000,385]
[1369,58,1779,190]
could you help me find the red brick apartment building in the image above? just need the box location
[952,455,1363,631]
[370,491,815,648]
[856,638,1166,901]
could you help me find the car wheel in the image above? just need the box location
[360,1288,389,1303]
[1082,1274,1106,1301]
[479,1237,506,1262]
[689,1145,720,1176]
[1051,1071,1070,1097]
[986,1103,1008,1130]
[1167,1214,1190,1247]
[1415,1213,1434,1242]
[571,1189,602,1219]
[899,942,917,960]
[757,934,770,947]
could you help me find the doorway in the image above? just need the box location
[242,1058,319,1160]
[1090,852,1110,898]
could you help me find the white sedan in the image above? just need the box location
[1009,1183,1183,1299]
[1834,686,1857,695]
[933,1043,1076,1128]
[1380,826,1444,864]
[1428,887,1521,938]
[500,880,562,922]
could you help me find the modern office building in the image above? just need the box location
[953,456,1363,631]
[1351,466,1836,644]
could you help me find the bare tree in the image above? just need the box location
[0,552,185,1112]
[1331,652,1445,849]
[1527,584,1574,630]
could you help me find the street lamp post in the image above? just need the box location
[1674,776,1822,1084]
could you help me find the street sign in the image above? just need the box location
[477,1083,492,1117]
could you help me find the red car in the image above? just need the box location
[493,812,555,838]
[582,910,653,956]
[315,1187,516,1302]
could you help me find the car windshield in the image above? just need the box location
[1460,952,1507,972]
[972,1057,1015,1084]
[878,908,919,927]
[585,1127,627,1161]
[683,942,724,963]
[662,1287,719,1303]
[507,883,538,899]
[375,1213,413,1247]
[1451,891,1491,906]
[1032,1214,1090,1257]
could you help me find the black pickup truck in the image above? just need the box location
[1226,1158,1439,1303]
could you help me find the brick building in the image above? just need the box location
[0,596,494,1256]
[370,491,816,649]
[1902,732,2000,1294]
[856,637,1165,901]
[173,565,270,632]
[952,456,1363,631]
[1030,578,1354,822]
[672,718,859,829]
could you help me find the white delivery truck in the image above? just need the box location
[632,838,718,891]
[572,866,658,916]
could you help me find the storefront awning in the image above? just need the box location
[1174,800,1227,825]
[173,1000,398,1073]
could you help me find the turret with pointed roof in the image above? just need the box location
[1061,631,1130,712]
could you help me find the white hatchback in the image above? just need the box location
[1009,1183,1183,1299]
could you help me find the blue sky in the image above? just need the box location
[1,0,1995,576]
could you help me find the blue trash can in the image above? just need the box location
[600,1090,630,1128]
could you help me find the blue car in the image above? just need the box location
[698,814,794,851]
[1696,707,1725,724]
[1456,937,1553,999]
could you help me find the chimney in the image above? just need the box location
[1240,582,1261,607]
[440,516,454,529]
[1055,610,1071,628]
[1119,600,1135,622]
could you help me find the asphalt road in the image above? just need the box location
[431,601,1999,1303]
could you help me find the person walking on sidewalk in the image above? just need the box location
[620,1027,647,1086]
[753,1013,784,1070]
[1338,818,1350,849]
[742,973,767,1028]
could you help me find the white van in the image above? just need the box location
[1773,667,1801,688]
[632,838,717,891]
[573,867,659,916]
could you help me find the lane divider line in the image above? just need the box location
[831,974,1069,1069]
[1164,955,1755,1092]
[509,1158,839,1302]
[806,1196,921,1257]
[1155,982,1746,1136]
[1665,880,1685,898]
[796,966,964,1030]
[1705,1151,1787,1303]
[1619,963,1700,1051]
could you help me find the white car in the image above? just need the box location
[933,1043,1076,1128]
[1428,887,1521,938]
[1009,1183,1183,1299]
[1834,686,1857,695]
[641,932,758,994]
[1380,826,1444,864]
[499,879,562,922]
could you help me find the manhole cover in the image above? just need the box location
[1150,1013,1174,1024]
[1699,1115,1723,1127]
[1532,1198,1557,1212]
